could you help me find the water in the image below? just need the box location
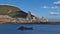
[0,24,60,34]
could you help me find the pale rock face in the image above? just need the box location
[32,17,36,21]
[40,16,48,22]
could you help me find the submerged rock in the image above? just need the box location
[18,26,33,30]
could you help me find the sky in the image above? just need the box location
[0,0,60,19]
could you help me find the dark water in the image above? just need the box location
[0,24,60,34]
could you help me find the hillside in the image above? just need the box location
[0,5,35,18]
[0,5,20,15]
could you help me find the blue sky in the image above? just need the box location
[0,0,60,19]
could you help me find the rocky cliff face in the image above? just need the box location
[0,5,35,18]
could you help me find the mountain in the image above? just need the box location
[0,5,35,18]
[12,11,35,18]
[0,5,20,15]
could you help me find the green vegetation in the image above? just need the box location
[0,5,35,18]
[0,5,20,15]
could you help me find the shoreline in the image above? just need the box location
[0,21,60,24]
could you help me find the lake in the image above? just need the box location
[0,24,60,34]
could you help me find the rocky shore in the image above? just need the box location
[0,21,38,24]
[40,22,60,24]
[0,21,60,24]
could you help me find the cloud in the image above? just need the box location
[50,12,60,15]
[42,6,49,8]
[54,1,60,5]
[51,6,58,9]
[42,6,58,9]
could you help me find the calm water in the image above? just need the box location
[0,24,60,34]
